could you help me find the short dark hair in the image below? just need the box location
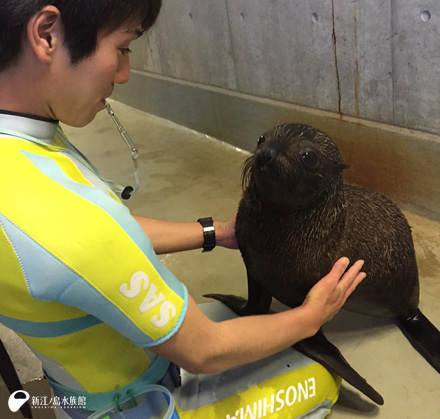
[0,0,162,71]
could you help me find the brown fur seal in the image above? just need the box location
[206,123,440,405]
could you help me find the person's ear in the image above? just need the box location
[27,6,63,64]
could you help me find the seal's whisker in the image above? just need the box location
[241,155,254,191]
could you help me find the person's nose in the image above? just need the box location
[114,56,131,84]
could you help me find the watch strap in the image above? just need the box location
[197,217,216,252]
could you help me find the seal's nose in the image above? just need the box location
[258,147,277,169]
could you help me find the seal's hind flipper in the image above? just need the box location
[396,309,440,373]
[204,275,272,316]
[295,329,384,405]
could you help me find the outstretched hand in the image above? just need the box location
[302,257,366,327]
[215,215,238,249]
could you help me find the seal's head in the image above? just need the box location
[243,123,348,210]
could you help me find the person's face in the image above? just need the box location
[48,24,141,127]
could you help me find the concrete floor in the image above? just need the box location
[1,100,439,418]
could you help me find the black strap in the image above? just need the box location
[197,217,216,252]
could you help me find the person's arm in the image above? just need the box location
[133,215,237,254]
[151,257,365,374]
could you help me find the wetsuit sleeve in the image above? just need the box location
[0,140,188,346]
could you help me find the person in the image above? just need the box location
[0,1,366,418]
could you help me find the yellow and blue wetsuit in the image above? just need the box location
[0,111,188,413]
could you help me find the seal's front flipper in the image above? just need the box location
[204,275,272,316]
[294,329,384,406]
[396,309,440,373]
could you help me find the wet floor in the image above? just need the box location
[1,101,439,418]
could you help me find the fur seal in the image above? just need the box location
[206,123,440,405]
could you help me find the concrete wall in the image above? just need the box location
[113,0,440,220]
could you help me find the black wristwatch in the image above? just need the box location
[197,217,216,252]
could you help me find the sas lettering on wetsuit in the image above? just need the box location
[119,271,177,328]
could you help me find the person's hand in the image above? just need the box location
[302,257,366,327]
[214,215,238,249]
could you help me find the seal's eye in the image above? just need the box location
[257,135,266,147]
[301,150,320,170]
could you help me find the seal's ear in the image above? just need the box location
[339,163,350,170]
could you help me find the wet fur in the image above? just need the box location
[237,124,419,318]
[205,123,440,405]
